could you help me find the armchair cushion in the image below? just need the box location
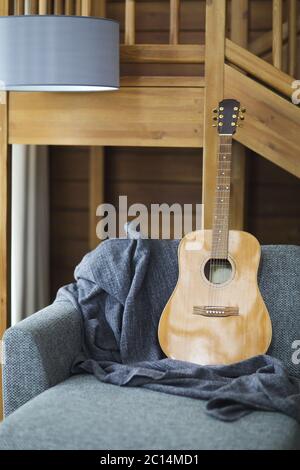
[0,374,299,450]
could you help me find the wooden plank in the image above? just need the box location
[107,181,202,208]
[225,64,300,178]
[52,239,89,268]
[9,88,204,147]
[226,39,294,98]
[54,0,64,14]
[106,147,202,183]
[249,216,300,244]
[51,210,89,239]
[273,0,283,69]
[89,148,104,249]
[120,76,205,87]
[125,0,135,45]
[50,146,89,180]
[170,0,180,45]
[289,0,297,76]
[120,44,205,63]
[230,0,248,230]
[14,0,25,15]
[51,181,89,210]
[202,0,226,229]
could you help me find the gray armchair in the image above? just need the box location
[0,245,300,450]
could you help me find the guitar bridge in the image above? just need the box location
[193,306,239,317]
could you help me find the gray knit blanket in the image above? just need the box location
[57,239,300,422]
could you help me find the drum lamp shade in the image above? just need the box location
[0,15,119,92]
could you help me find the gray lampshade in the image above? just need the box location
[0,15,119,91]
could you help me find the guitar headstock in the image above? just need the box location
[212,99,246,135]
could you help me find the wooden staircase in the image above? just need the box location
[203,0,299,227]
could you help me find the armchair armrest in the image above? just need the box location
[2,300,82,417]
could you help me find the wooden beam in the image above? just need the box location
[120,76,205,87]
[120,44,205,64]
[87,1,106,250]
[230,0,248,231]
[0,0,10,424]
[8,88,204,147]
[202,0,226,229]
[225,64,300,178]
[89,0,106,250]
[273,0,283,69]
[125,0,135,45]
[170,0,180,45]
[226,39,294,98]
[89,148,104,250]
[288,0,297,76]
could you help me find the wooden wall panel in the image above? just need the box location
[49,0,300,298]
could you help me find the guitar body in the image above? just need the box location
[158,230,272,365]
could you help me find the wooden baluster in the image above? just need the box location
[273,0,283,69]
[54,0,64,14]
[65,0,74,15]
[91,0,105,16]
[202,0,226,229]
[81,0,91,16]
[27,0,38,14]
[125,0,135,45]
[170,0,180,45]
[288,0,297,76]
[89,0,106,250]
[39,0,48,14]
[230,0,248,230]
[15,0,25,14]
[75,0,81,16]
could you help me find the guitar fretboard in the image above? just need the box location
[211,134,233,259]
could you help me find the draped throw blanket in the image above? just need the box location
[57,239,300,422]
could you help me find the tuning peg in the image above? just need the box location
[213,116,218,121]
[213,108,218,113]
[239,115,245,120]
[236,124,243,128]
[241,107,246,113]
[212,124,217,127]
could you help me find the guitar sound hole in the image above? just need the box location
[204,259,233,285]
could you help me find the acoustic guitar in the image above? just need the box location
[158,99,272,366]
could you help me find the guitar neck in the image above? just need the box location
[211,134,233,259]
